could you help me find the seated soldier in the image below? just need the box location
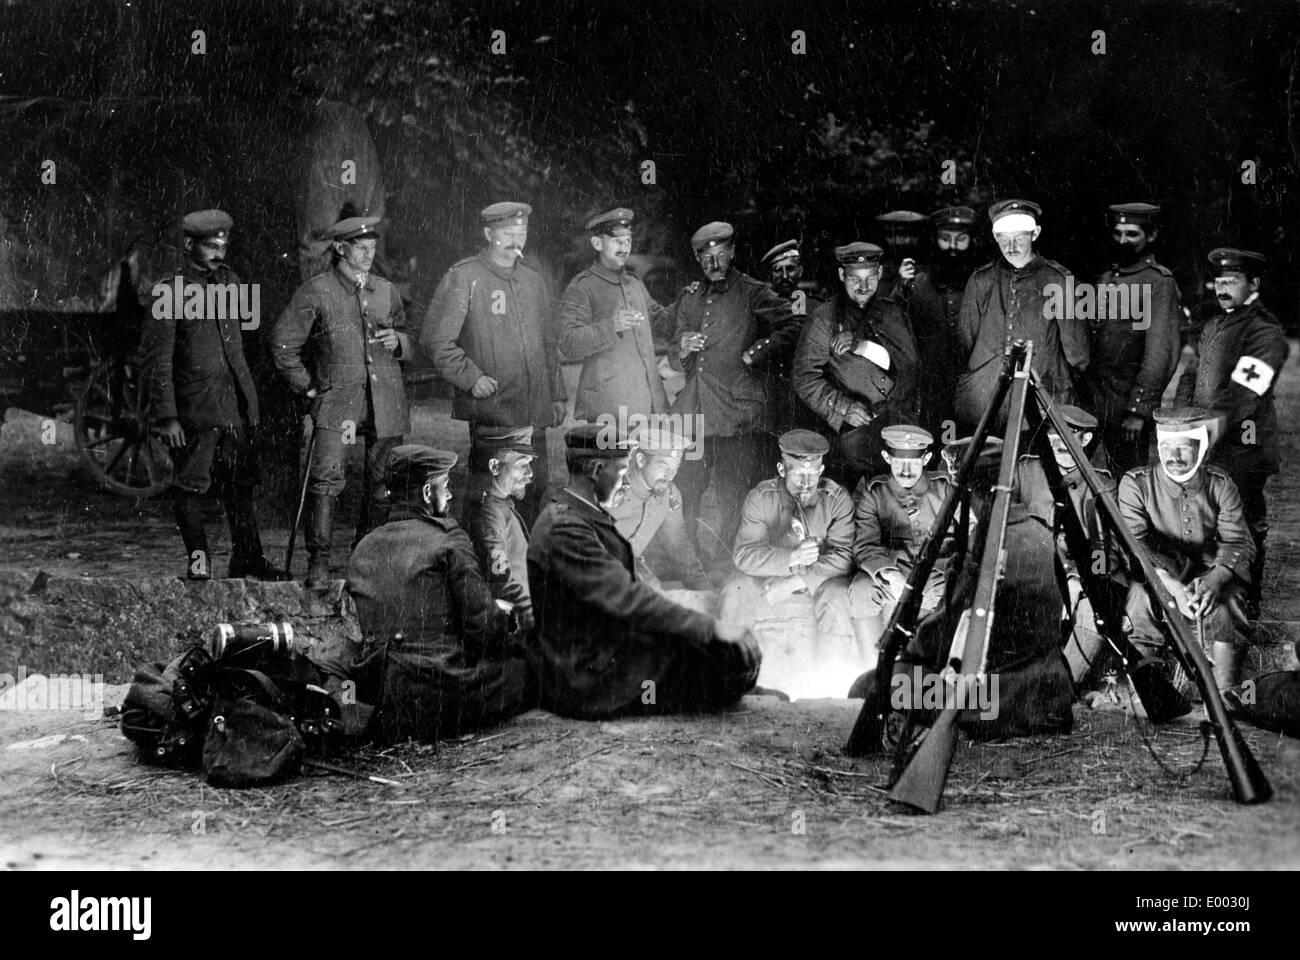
[849,425,957,649]
[462,424,538,632]
[609,424,712,592]
[717,429,855,637]
[527,424,760,718]
[1118,406,1255,692]
[346,445,535,742]
[1013,406,1122,689]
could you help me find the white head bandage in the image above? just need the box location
[992,212,1037,234]
[1156,424,1209,483]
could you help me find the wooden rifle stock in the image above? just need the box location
[887,342,1034,813]
[1028,370,1272,805]
[843,343,1025,757]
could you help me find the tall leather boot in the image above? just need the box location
[174,492,211,581]
[225,486,288,580]
[305,494,336,587]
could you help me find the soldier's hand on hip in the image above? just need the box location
[471,375,499,399]
[551,400,568,427]
[844,402,873,428]
[1120,414,1145,443]
[153,417,186,448]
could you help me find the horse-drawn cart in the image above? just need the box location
[0,281,173,497]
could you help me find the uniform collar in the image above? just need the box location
[389,503,458,528]
[888,473,929,497]
[1154,466,1206,496]
[561,487,613,523]
[1108,253,1157,276]
[996,253,1044,277]
[589,261,628,285]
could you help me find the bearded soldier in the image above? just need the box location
[526,424,761,718]
[346,446,535,742]
[909,206,980,438]
[1079,203,1182,474]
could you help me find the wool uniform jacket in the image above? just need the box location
[853,472,958,578]
[955,255,1089,429]
[271,265,411,435]
[142,260,259,429]
[526,489,716,718]
[667,270,793,437]
[732,477,855,594]
[1174,297,1288,477]
[422,251,566,427]
[1081,254,1182,426]
[559,262,670,421]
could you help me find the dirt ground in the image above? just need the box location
[2,353,1299,870]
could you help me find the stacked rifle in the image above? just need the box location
[844,341,1272,813]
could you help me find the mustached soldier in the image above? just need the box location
[848,425,957,651]
[1174,248,1287,617]
[143,209,285,581]
[1118,407,1254,691]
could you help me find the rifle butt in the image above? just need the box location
[1218,722,1274,805]
[887,714,958,814]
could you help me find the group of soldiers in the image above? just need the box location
[139,193,1287,734]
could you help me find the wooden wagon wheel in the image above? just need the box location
[73,358,173,497]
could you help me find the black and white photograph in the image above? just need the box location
[0,0,1297,892]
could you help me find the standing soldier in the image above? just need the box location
[559,207,670,425]
[744,238,822,434]
[909,206,980,439]
[1080,202,1182,474]
[272,216,412,585]
[668,221,793,567]
[144,209,285,581]
[1175,248,1287,616]
[791,242,920,489]
[461,425,538,632]
[422,202,567,524]
[955,199,1089,432]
